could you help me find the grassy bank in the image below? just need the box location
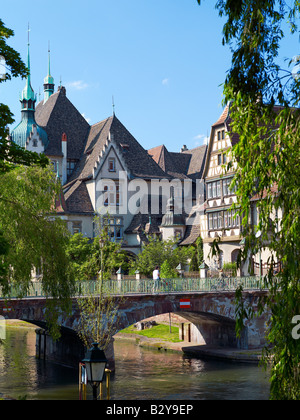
[3,320,36,329]
[118,323,182,343]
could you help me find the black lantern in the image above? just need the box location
[99,236,105,249]
[82,343,108,400]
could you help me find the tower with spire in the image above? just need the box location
[10,26,48,151]
[43,42,54,103]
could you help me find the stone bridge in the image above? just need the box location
[0,290,268,370]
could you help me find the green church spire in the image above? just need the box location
[10,25,48,149]
[43,41,55,103]
[20,24,36,106]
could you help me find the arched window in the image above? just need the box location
[231,249,240,264]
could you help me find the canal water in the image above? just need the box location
[0,324,270,400]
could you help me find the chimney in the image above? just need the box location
[62,133,67,184]
[180,145,188,153]
[58,86,66,96]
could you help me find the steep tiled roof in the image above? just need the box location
[181,145,207,179]
[67,117,112,183]
[68,115,169,184]
[63,180,94,214]
[148,145,175,173]
[179,205,203,245]
[179,222,200,245]
[111,117,169,179]
[211,102,289,148]
[148,144,207,180]
[35,87,90,159]
[148,145,190,179]
[125,213,162,234]
[212,102,231,127]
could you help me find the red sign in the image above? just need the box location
[180,299,191,309]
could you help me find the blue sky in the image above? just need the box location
[1,0,299,153]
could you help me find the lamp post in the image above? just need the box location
[255,230,262,279]
[82,342,108,400]
[176,263,184,278]
[239,238,246,277]
[99,236,105,293]
[199,262,208,279]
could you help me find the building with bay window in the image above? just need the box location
[201,102,284,276]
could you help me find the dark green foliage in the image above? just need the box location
[65,221,129,282]
[132,236,193,277]
[196,0,300,399]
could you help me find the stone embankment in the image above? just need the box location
[115,312,263,363]
[115,332,263,363]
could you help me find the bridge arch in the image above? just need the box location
[0,291,268,370]
[115,295,246,349]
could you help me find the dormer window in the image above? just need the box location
[108,158,116,172]
[67,159,77,176]
[120,144,129,151]
[72,221,82,234]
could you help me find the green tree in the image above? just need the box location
[65,216,129,282]
[90,237,128,279]
[189,236,203,272]
[0,165,75,338]
[0,19,51,303]
[76,279,124,352]
[160,260,178,279]
[197,0,300,399]
[76,217,126,352]
[65,233,93,282]
[132,237,192,277]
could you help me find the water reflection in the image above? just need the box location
[0,326,78,400]
[111,340,270,400]
[0,326,270,400]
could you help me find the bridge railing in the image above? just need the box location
[0,276,267,299]
[0,282,45,299]
[96,276,266,295]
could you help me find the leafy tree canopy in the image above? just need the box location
[65,222,129,282]
[132,236,193,278]
[197,0,300,399]
[0,165,75,338]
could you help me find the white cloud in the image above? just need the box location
[162,78,169,86]
[67,80,89,90]
[194,134,209,146]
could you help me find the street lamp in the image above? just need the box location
[99,236,105,291]
[99,236,105,249]
[82,342,108,400]
[176,263,184,278]
[255,230,262,279]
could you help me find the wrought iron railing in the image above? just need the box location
[0,276,267,299]
[95,276,266,295]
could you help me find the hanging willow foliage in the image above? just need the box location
[0,165,75,339]
[197,0,300,399]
